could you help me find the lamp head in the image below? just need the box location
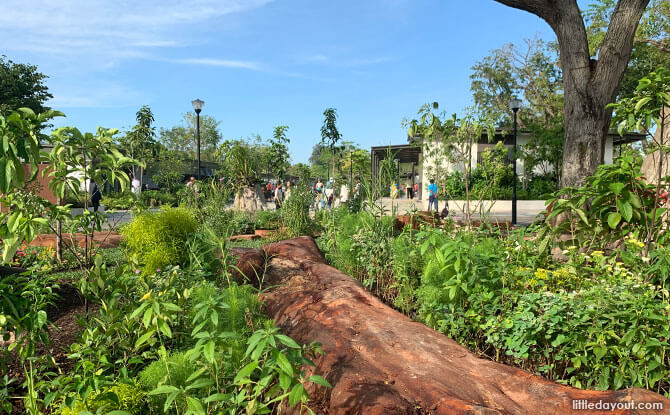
[509,97,522,112]
[191,99,205,114]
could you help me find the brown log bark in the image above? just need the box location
[493,0,650,187]
[233,237,670,415]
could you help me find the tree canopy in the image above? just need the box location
[0,55,53,114]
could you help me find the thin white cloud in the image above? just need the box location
[0,0,273,63]
[172,58,261,70]
[48,81,145,109]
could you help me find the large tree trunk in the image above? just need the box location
[494,0,650,187]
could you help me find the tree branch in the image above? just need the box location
[593,0,650,102]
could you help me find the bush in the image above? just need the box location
[280,187,316,237]
[137,351,197,412]
[103,191,139,210]
[121,207,199,274]
[254,210,281,230]
[61,383,146,415]
[140,190,178,207]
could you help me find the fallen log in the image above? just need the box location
[234,237,669,415]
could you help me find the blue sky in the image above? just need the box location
[2,0,558,163]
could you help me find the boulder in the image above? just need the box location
[641,149,670,186]
[229,236,670,415]
[233,185,266,213]
[394,211,440,231]
[229,248,266,285]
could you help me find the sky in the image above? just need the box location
[2,0,560,164]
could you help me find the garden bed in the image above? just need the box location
[234,236,670,415]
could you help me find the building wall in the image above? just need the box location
[415,134,616,209]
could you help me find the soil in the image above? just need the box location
[28,231,123,249]
[5,283,91,415]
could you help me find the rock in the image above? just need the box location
[551,247,569,263]
[394,211,440,231]
[229,234,260,242]
[641,149,670,186]
[228,248,265,285]
[233,185,266,213]
[230,236,670,415]
[254,229,277,238]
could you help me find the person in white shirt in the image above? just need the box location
[274,183,283,210]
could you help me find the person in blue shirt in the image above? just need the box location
[427,179,439,212]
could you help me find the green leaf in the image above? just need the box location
[135,329,156,349]
[36,310,47,328]
[204,340,215,363]
[608,182,625,195]
[607,212,622,229]
[148,385,180,395]
[306,375,332,388]
[276,334,300,349]
[157,319,172,338]
[288,383,305,407]
[617,199,633,222]
[275,351,293,377]
[233,361,259,384]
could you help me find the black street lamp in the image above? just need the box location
[191,99,205,180]
[510,97,522,225]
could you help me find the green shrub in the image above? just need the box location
[103,191,139,210]
[280,187,316,237]
[137,352,197,411]
[121,207,199,274]
[141,190,178,207]
[254,210,281,230]
[61,383,146,415]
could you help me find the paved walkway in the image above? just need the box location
[379,198,547,225]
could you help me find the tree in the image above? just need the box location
[470,38,564,183]
[159,113,222,160]
[321,108,342,179]
[309,143,330,179]
[338,142,371,182]
[267,125,291,180]
[493,0,650,187]
[609,68,670,253]
[408,103,494,226]
[119,105,158,188]
[0,55,53,114]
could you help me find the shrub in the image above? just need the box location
[280,187,316,237]
[61,383,146,415]
[254,210,281,230]
[103,191,139,210]
[140,190,178,207]
[137,351,197,411]
[121,207,199,274]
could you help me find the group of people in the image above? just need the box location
[389,183,419,200]
[266,181,292,210]
[313,178,335,210]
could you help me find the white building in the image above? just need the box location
[371,130,644,202]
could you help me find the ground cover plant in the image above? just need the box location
[316,150,670,396]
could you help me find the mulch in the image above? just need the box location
[28,231,123,249]
[5,283,93,415]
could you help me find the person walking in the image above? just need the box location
[315,178,324,210]
[390,183,398,200]
[274,183,283,210]
[325,177,335,209]
[427,179,439,212]
[285,181,292,200]
[91,182,102,212]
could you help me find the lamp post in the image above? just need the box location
[510,97,522,225]
[191,99,205,180]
